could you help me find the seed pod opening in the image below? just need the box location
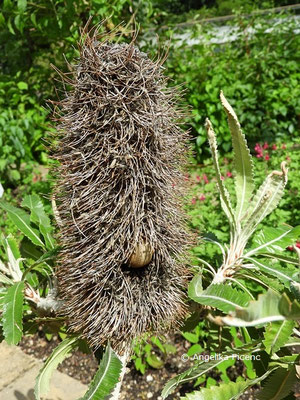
[52,28,193,350]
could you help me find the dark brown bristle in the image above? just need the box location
[52,29,193,350]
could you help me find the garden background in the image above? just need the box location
[0,0,300,399]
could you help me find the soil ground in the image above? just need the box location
[19,331,261,400]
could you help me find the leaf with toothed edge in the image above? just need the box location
[188,277,251,313]
[240,163,288,241]
[263,320,295,354]
[2,281,24,345]
[80,343,122,400]
[220,91,254,225]
[34,336,79,399]
[205,118,236,229]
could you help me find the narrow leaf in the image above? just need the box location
[257,367,297,400]
[22,195,55,250]
[181,380,254,400]
[80,343,122,400]
[34,336,79,399]
[241,162,288,239]
[0,201,45,248]
[263,320,295,354]
[162,349,262,399]
[2,281,24,344]
[220,91,254,223]
[189,279,250,313]
[205,118,235,228]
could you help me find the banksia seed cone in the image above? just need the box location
[52,29,192,350]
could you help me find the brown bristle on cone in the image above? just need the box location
[52,28,194,351]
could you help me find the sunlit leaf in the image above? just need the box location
[2,281,24,344]
[220,91,254,224]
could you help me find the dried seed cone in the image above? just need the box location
[53,30,193,350]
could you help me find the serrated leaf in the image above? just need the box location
[257,253,299,266]
[0,201,45,248]
[263,320,295,354]
[247,258,298,285]
[220,92,254,223]
[2,281,24,344]
[80,343,122,400]
[257,367,297,400]
[22,195,55,250]
[222,290,295,327]
[241,162,288,239]
[162,357,228,399]
[162,349,263,399]
[189,279,250,313]
[246,225,300,257]
[34,336,79,399]
[205,118,236,228]
[180,379,252,400]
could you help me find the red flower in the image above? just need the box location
[265,154,270,161]
[198,194,206,201]
[226,171,233,178]
[296,241,300,249]
[282,144,286,150]
[263,142,269,150]
[191,197,196,205]
[286,156,291,161]
[203,174,209,184]
[254,143,262,152]
[287,246,294,252]
[271,144,277,150]
[196,175,201,182]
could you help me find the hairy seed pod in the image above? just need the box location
[52,28,193,350]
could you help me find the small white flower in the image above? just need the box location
[0,183,3,199]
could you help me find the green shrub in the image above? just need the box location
[163,11,300,159]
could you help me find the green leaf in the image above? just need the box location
[246,258,298,285]
[80,343,122,400]
[22,195,55,250]
[221,290,299,327]
[257,367,297,400]
[180,379,253,400]
[0,271,13,285]
[0,201,45,248]
[246,225,300,257]
[17,81,28,90]
[34,336,79,399]
[241,162,288,240]
[162,357,228,399]
[17,0,27,13]
[189,278,250,313]
[220,91,254,223]
[205,118,236,228]
[263,320,295,354]
[2,281,24,344]
[162,348,262,399]
[146,353,164,369]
